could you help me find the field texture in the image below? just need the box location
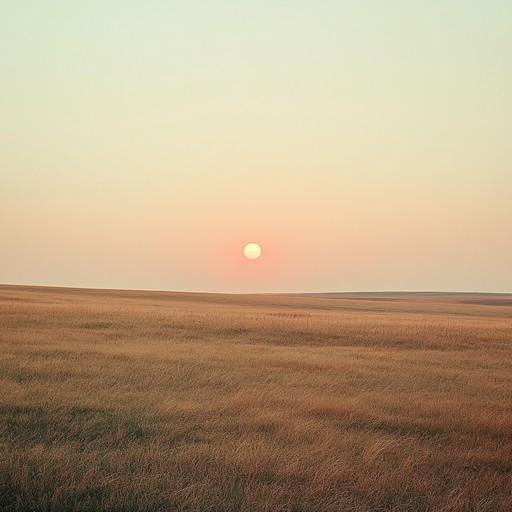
[0,285,511,511]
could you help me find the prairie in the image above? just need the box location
[0,285,511,511]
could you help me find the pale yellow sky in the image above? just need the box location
[1,1,511,292]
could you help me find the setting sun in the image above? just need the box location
[243,243,262,260]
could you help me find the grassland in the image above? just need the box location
[0,285,511,511]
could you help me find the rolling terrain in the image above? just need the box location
[1,285,511,511]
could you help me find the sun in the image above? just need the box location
[244,242,261,260]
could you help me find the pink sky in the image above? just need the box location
[1,2,511,292]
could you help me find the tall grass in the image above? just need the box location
[1,285,511,511]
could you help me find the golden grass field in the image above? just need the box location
[1,285,511,511]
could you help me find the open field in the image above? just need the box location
[1,285,511,511]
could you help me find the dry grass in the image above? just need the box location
[0,285,511,511]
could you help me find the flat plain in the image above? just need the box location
[0,285,511,511]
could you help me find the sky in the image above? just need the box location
[1,1,511,293]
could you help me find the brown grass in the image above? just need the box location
[0,285,511,511]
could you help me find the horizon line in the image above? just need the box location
[1,282,511,296]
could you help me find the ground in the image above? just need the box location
[0,285,511,511]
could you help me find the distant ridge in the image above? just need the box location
[301,291,512,297]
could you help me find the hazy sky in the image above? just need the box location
[1,1,511,293]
